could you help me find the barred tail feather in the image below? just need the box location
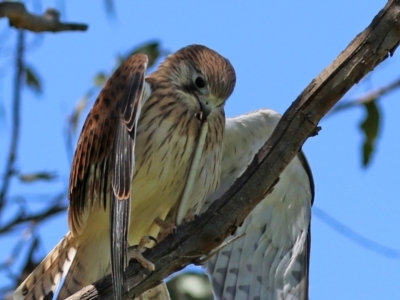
[56,234,110,299]
[13,233,77,300]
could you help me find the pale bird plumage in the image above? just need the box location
[145,109,313,300]
[13,44,235,300]
[204,109,314,300]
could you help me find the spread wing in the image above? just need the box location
[204,109,314,300]
[68,53,148,299]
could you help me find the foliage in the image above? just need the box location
[360,100,381,166]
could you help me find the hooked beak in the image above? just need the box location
[197,97,212,120]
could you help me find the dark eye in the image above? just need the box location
[195,77,206,89]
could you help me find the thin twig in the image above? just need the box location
[331,76,400,114]
[0,195,67,234]
[314,206,400,259]
[0,30,24,216]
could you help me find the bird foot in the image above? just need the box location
[155,217,176,241]
[128,236,156,271]
[183,213,199,223]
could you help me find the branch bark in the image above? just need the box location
[67,1,400,299]
[0,2,88,33]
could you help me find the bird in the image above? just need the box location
[13,44,236,300]
[135,109,314,300]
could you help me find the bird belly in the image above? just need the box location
[128,113,198,245]
[128,108,223,245]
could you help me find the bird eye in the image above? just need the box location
[195,77,206,89]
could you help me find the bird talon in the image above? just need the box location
[128,236,156,271]
[154,217,177,241]
[128,249,155,271]
[147,235,158,245]
[184,213,198,223]
[138,235,157,249]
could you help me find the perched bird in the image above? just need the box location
[138,109,314,300]
[13,44,236,300]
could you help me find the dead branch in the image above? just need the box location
[66,1,400,299]
[0,2,88,33]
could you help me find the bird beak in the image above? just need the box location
[197,97,212,120]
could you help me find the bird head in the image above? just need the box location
[158,44,236,118]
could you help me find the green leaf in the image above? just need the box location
[94,72,108,87]
[18,172,56,183]
[359,100,381,167]
[125,41,162,68]
[25,66,42,94]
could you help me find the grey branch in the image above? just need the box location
[66,0,400,299]
[0,2,88,33]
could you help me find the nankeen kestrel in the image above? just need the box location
[14,44,236,300]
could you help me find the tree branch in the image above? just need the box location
[0,30,24,215]
[67,1,400,299]
[0,195,66,235]
[0,2,88,33]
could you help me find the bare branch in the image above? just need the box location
[66,0,400,299]
[0,195,66,234]
[332,76,400,113]
[313,206,400,259]
[0,2,88,33]
[0,31,24,215]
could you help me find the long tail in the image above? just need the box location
[13,233,77,300]
[57,232,110,300]
[14,232,110,300]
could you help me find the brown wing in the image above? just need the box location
[68,53,148,236]
[110,68,148,299]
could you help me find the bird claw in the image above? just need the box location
[184,213,199,223]
[128,236,156,271]
[155,217,177,241]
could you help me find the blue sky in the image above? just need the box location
[1,1,400,299]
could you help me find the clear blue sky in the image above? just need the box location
[1,1,400,299]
